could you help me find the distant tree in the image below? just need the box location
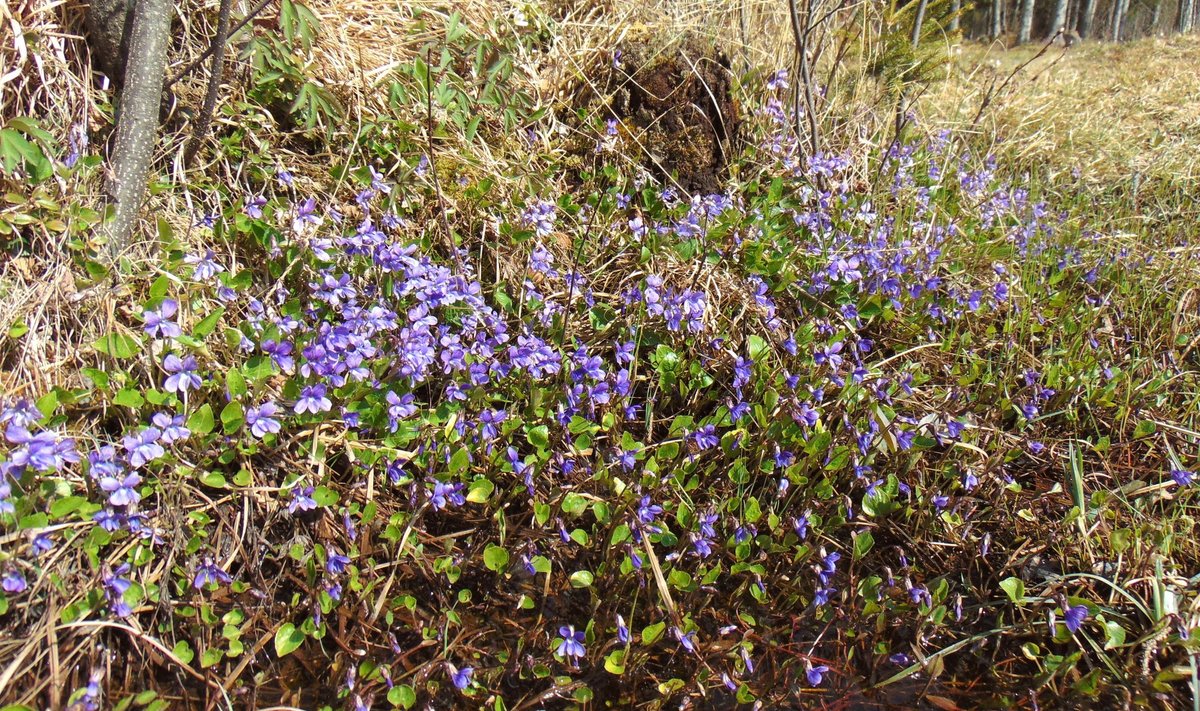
[1181,0,1196,32]
[1110,0,1129,38]
[992,0,1005,39]
[95,0,173,259]
[911,0,931,47]
[1048,0,1070,37]
[950,0,961,32]
[1018,0,1036,42]
[1078,0,1097,36]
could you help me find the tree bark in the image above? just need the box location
[183,0,234,165]
[992,0,1004,39]
[1078,0,1097,36]
[1151,0,1162,34]
[1048,0,1070,37]
[1180,0,1195,32]
[85,0,133,83]
[950,0,961,33]
[1110,0,1129,39]
[1018,0,1036,43]
[103,0,173,259]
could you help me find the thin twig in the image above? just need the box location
[165,0,274,90]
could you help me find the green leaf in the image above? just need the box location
[312,486,339,506]
[526,424,550,449]
[561,493,588,516]
[50,496,88,519]
[35,390,57,418]
[641,621,665,645]
[747,334,769,361]
[604,649,626,675]
[193,308,225,338]
[188,404,215,435]
[450,447,470,474]
[113,389,144,409]
[149,275,170,300]
[199,471,227,488]
[172,640,194,664]
[1103,620,1126,649]
[133,690,158,705]
[386,685,416,709]
[221,401,244,434]
[93,332,140,359]
[483,544,509,572]
[226,368,248,399]
[200,647,224,668]
[999,577,1026,604]
[610,523,632,546]
[81,367,110,390]
[569,570,594,588]
[466,478,494,503]
[1133,420,1157,439]
[19,513,48,529]
[852,531,875,560]
[274,623,304,657]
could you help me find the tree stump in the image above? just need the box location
[565,30,738,195]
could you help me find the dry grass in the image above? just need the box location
[925,34,1200,188]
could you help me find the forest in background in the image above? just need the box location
[956,0,1198,42]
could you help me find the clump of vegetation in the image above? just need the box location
[2,1,1200,709]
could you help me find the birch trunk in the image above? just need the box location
[1048,0,1070,37]
[1018,0,1036,43]
[1078,0,1097,36]
[103,0,173,258]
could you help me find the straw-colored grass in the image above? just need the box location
[926,35,1200,190]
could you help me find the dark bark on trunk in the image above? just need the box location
[1078,0,1097,36]
[103,0,173,258]
[183,0,234,164]
[85,0,133,83]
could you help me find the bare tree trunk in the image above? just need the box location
[103,0,173,259]
[85,0,132,83]
[1181,0,1196,32]
[992,0,1004,38]
[1048,0,1070,37]
[1018,0,1036,42]
[911,0,931,47]
[786,0,821,159]
[1078,0,1097,36]
[182,0,234,165]
[1110,0,1129,39]
[950,0,961,33]
[1151,0,1162,33]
